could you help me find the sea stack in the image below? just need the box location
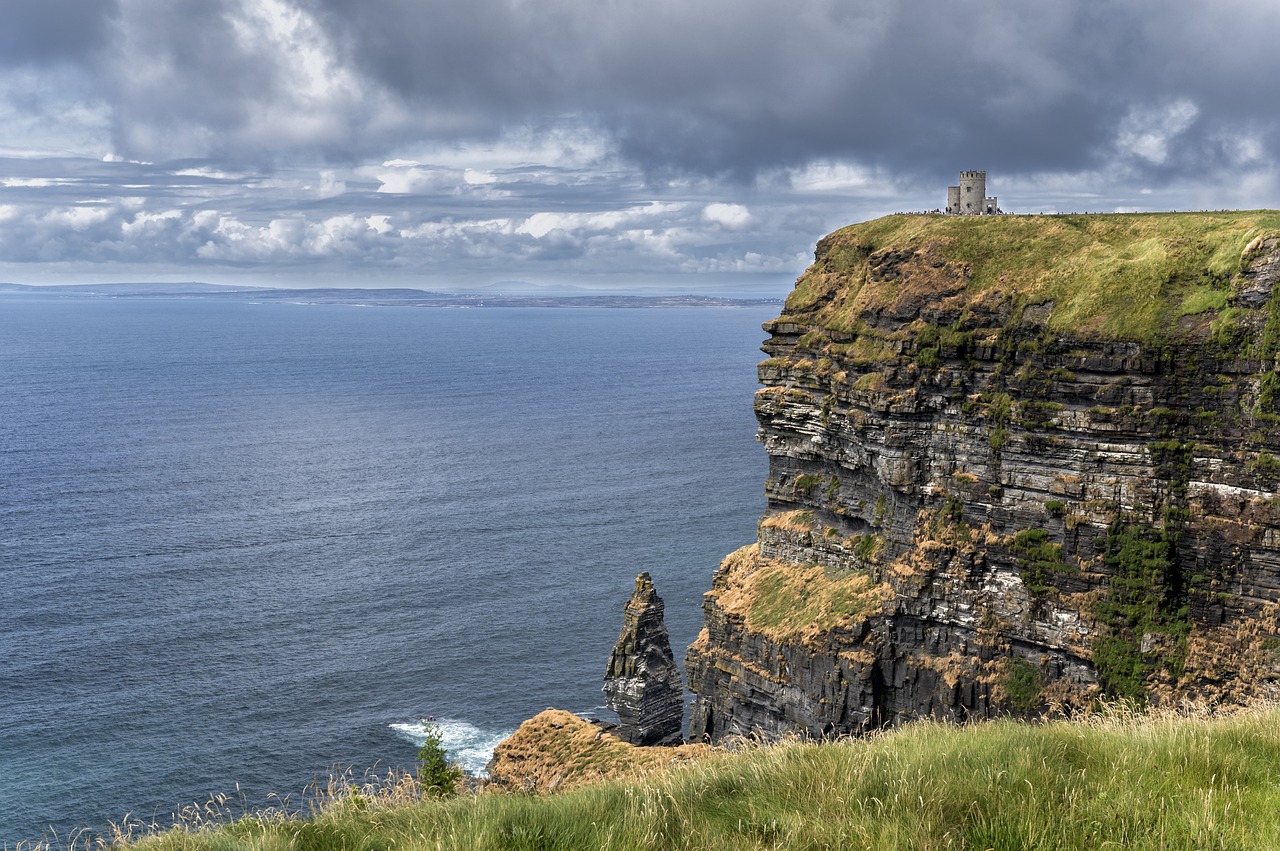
[603,572,684,746]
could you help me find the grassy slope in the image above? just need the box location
[121,707,1280,851]
[784,211,1280,341]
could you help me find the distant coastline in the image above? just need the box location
[0,282,782,309]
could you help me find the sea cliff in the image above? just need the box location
[686,211,1280,741]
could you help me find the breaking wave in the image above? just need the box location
[390,718,516,776]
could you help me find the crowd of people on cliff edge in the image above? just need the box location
[892,208,1007,215]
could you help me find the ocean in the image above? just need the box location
[0,298,774,846]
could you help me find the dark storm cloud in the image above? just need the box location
[2,0,1276,286]
[7,0,1280,183]
[0,1,119,66]
[285,0,1280,183]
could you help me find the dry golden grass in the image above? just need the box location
[485,709,713,793]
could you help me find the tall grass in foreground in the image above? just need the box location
[33,705,1280,850]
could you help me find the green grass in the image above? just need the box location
[715,545,886,642]
[784,211,1280,343]
[1009,528,1074,594]
[103,706,1280,851]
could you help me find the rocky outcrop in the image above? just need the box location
[687,212,1280,743]
[604,572,685,746]
[485,709,710,793]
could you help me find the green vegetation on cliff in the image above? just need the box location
[784,211,1280,342]
[114,706,1280,851]
[710,540,889,643]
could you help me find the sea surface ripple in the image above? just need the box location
[0,299,772,845]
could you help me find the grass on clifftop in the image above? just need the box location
[784,210,1280,342]
[710,542,890,643]
[106,705,1280,851]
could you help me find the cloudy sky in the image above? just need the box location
[1,0,1277,293]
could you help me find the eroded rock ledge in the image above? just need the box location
[687,212,1280,742]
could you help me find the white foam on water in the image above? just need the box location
[390,718,515,777]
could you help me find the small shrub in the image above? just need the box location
[852,534,882,562]
[1004,659,1043,711]
[794,474,823,496]
[826,476,841,501]
[1044,500,1066,517]
[417,722,463,798]
[1009,528,1072,595]
[873,494,889,526]
[1019,400,1062,430]
[941,495,965,526]
[987,392,1013,423]
[915,346,941,370]
[1253,451,1280,475]
[853,372,885,391]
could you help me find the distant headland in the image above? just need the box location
[0,282,782,309]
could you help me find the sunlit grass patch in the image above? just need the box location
[87,704,1280,851]
[783,210,1280,345]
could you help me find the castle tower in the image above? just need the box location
[946,185,960,214]
[958,170,986,215]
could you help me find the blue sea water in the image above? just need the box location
[0,298,774,846]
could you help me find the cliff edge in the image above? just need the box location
[687,211,1280,741]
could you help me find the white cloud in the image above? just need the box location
[2,177,72,188]
[400,218,516,240]
[363,162,461,195]
[463,169,499,185]
[702,202,752,229]
[121,209,184,238]
[42,206,114,231]
[516,203,686,239]
[785,160,880,192]
[1116,99,1199,165]
[366,215,394,235]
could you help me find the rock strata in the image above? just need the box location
[686,212,1280,743]
[604,572,685,746]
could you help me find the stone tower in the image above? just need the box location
[946,170,999,215]
[958,170,986,214]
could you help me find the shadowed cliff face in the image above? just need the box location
[687,212,1280,743]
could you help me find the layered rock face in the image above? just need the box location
[604,572,685,745]
[687,212,1280,742]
